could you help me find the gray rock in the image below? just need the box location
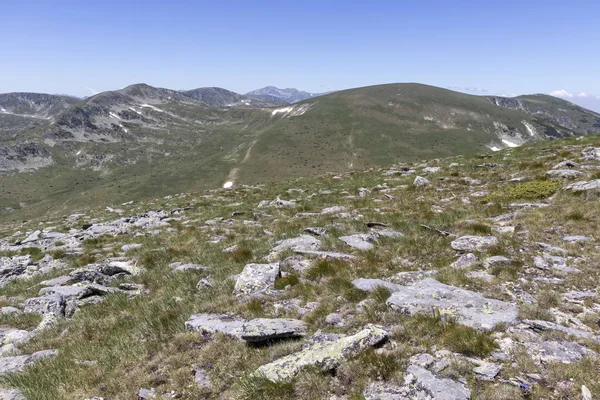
[582,146,600,161]
[451,253,479,269]
[523,319,598,342]
[562,235,595,243]
[483,256,511,269]
[0,349,58,376]
[451,236,498,252]
[359,187,372,197]
[546,169,583,179]
[23,295,65,317]
[39,275,72,286]
[121,243,142,251]
[565,180,600,191]
[185,313,306,343]
[254,325,388,382]
[414,176,430,186]
[404,365,470,400]
[363,382,408,399]
[537,242,568,255]
[0,307,21,316]
[294,250,356,260]
[533,341,596,364]
[193,367,211,390]
[466,271,495,282]
[352,278,403,293]
[389,270,440,286]
[321,206,346,214]
[0,388,26,400]
[304,227,328,237]
[387,278,518,331]
[233,263,280,297]
[325,313,344,326]
[137,387,156,399]
[553,160,580,169]
[272,235,321,254]
[409,353,435,368]
[339,234,376,250]
[370,229,404,239]
[473,362,501,381]
[582,385,592,400]
[280,256,313,274]
[170,263,209,273]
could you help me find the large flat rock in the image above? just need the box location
[386,278,518,331]
[185,313,306,343]
[254,324,388,382]
[352,278,403,293]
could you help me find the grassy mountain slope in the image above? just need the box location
[0,83,598,223]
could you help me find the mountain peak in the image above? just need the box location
[245,86,327,104]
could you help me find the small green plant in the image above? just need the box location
[274,274,299,289]
[484,180,561,202]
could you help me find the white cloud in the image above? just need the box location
[550,89,573,98]
[84,86,98,95]
[550,90,593,99]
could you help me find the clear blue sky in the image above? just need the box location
[1,0,599,109]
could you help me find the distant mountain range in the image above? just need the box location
[0,82,598,221]
[245,86,330,104]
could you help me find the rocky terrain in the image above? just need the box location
[0,134,598,399]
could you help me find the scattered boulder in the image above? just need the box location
[185,313,306,343]
[304,227,328,237]
[523,319,598,342]
[483,255,511,269]
[413,176,430,186]
[582,146,600,161]
[270,235,321,256]
[339,234,376,250]
[387,278,518,331]
[233,263,280,297]
[451,236,498,252]
[451,253,478,269]
[253,324,388,382]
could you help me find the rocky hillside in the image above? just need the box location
[0,83,599,223]
[0,135,599,399]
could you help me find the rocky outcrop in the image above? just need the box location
[233,263,280,297]
[451,236,498,252]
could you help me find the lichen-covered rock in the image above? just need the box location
[253,324,388,382]
[23,295,65,317]
[293,250,356,260]
[401,365,470,399]
[185,313,306,343]
[524,319,598,341]
[0,349,58,376]
[387,278,518,331]
[582,146,600,161]
[545,169,582,179]
[451,236,498,252]
[233,263,280,297]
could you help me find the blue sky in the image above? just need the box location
[1,0,599,110]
